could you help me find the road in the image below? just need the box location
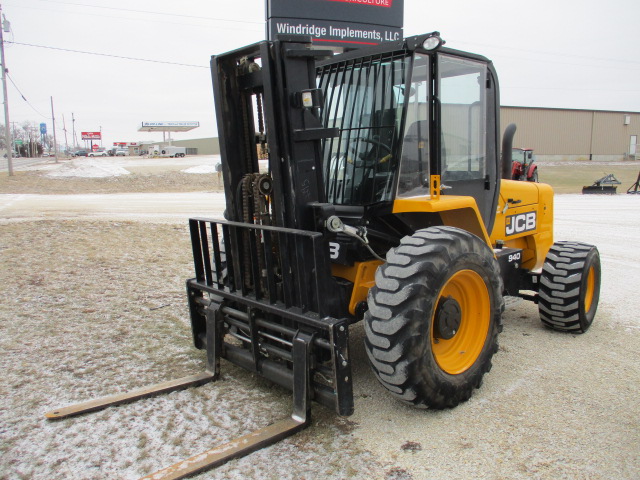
[0,192,227,223]
[0,156,52,171]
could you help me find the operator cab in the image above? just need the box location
[317,33,500,241]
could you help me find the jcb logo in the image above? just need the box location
[505,211,537,236]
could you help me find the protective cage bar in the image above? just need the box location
[189,217,331,315]
[188,217,354,416]
[317,51,409,206]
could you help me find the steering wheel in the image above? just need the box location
[347,137,392,164]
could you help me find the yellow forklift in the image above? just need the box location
[47,33,601,479]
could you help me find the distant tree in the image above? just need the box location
[19,121,43,157]
[0,120,52,156]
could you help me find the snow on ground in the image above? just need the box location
[541,160,640,167]
[182,165,218,174]
[553,194,640,332]
[0,192,226,224]
[181,159,267,175]
[348,193,640,480]
[46,158,132,178]
[1,158,639,480]
[32,155,223,178]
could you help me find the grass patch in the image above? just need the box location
[0,170,223,194]
[3,160,639,196]
[537,161,640,194]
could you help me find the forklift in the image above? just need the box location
[46,33,601,479]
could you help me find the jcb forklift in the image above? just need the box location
[47,33,601,479]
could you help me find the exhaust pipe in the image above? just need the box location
[501,123,517,180]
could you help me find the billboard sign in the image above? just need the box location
[266,0,403,48]
[81,131,101,140]
[139,121,200,132]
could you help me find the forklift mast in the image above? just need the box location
[212,35,336,232]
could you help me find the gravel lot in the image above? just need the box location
[0,157,639,480]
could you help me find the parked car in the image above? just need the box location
[88,150,108,157]
[72,150,88,157]
[115,149,127,156]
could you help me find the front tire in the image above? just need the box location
[538,242,601,333]
[364,227,504,409]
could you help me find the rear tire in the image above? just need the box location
[539,242,601,333]
[364,226,504,409]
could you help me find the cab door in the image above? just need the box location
[436,54,499,231]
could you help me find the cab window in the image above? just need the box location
[438,55,487,182]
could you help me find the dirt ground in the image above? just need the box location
[1,157,639,480]
[0,165,223,194]
[1,156,638,196]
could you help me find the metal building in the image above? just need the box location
[141,107,640,161]
[501,106,640,161]
[169,137,220,155]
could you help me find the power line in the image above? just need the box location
[490,51,640,72]
[34,0,264,25]
[6,41,209,68]
[8,3,264,34]
[448,38,640,69]
[6,71,51,119]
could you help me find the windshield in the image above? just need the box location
[512,149,526,163]
[318,53,410,205]
[317,51,489,204]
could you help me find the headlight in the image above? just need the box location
[423,33,444,51]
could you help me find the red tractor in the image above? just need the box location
[511,147,539,182]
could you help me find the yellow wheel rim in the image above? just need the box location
[431,269,491,375]
[584,265,596,312]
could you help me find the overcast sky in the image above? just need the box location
[3,0,640,149]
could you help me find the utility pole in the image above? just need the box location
[71,112,76,149]
[62,113,69,154]
[50,97,58,163]
[0,4,13,176]
[11,120,15,154]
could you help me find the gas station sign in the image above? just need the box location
[81,131,101,140]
